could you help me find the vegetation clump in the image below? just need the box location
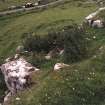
[23,24,87,64]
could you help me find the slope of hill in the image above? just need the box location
[1,0,105,105]
[0,1,97,59]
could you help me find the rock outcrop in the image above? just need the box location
[85,7,105,28]
[0,57,40,94]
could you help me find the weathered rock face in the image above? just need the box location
[0,58,39,94]
[85,7,105,28]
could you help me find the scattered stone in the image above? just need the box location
[45,48,64,60]
[15,97,20,101]
[3,92,11,104]
[34,2,39,6]
[45,49,57,60]
[74,69,78,72]
[99,7,105,11]
[14,54,20,59]
[99,46,104,50]
[93,55,97,58]
[45,55,51,60]
[54,63,69,71]
[92,19,104,28]
[59,49,64,55]
[5,57,11,62]
[93,36,96,39]
[16,45,24,53]
[25,2,34,7]
[85,11,99,20]
[86,37,91,41]
[72,88,75,91]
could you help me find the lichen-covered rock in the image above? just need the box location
[0,57,40,94]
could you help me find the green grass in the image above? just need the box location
[1,1,105,105]
[0,2,97,58]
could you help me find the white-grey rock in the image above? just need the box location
[3,92,11,104]
[45,55,51,60]
[54,63,69,71]
[1,58,40,94]
[85,11,99,20]
[16,97,20,101]
[92,19,104,28]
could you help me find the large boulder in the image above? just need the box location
[0,57,40,94]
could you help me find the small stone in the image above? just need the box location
[66,78,69,81]
[86,38,91,41]
[93,55,97,58]
[45,55,51,60]
[88,77,91,80]
[99,46,103,50]
[72,88,75,91]
[93,36,96,39]
[16,97,20,101]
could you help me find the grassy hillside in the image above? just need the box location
[1,0,105,105]
[10,46,105,105]
[0,1,97,59]
[9,26,105,105]
[9,27,105,105]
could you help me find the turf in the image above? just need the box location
[1,1,105,105]
[0,2,97,58]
